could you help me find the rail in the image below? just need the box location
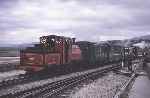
[0,64,121,98]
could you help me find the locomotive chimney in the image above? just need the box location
[72,38,76,44]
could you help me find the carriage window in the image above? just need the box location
[72,45,80,49]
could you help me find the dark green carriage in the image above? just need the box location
[76,41,96,64]
[76,41,111,65]
[94,43,111,64]
[109,45,122,63]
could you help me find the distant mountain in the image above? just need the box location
[121,35,150,47]
[131,35,150,41]
[0,42,39,49]
[135,35,150,40]
[17,42,39,49]
[100,35,150,47]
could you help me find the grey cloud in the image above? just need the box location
[0,0,150,44]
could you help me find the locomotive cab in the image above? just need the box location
[71,45,82,61]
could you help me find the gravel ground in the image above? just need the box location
[0,65,114,96]
[66,72,130,98]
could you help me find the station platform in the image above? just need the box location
[129,70,150,98]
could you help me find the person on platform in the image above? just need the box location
[142,51,148,70]
[127,49,133,72]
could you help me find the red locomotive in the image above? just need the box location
[19,35,82,72]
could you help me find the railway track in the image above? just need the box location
[0,70,54,90]
[114,73,138,98]
[0,61,122,90]
[0,73,30,89]
[0,59,141,91]
[0,64,121,98]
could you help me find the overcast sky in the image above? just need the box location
[0,0,150,44]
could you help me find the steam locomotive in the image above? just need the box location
[19,35,138,73]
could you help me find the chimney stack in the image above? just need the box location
[72,38,76,44]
